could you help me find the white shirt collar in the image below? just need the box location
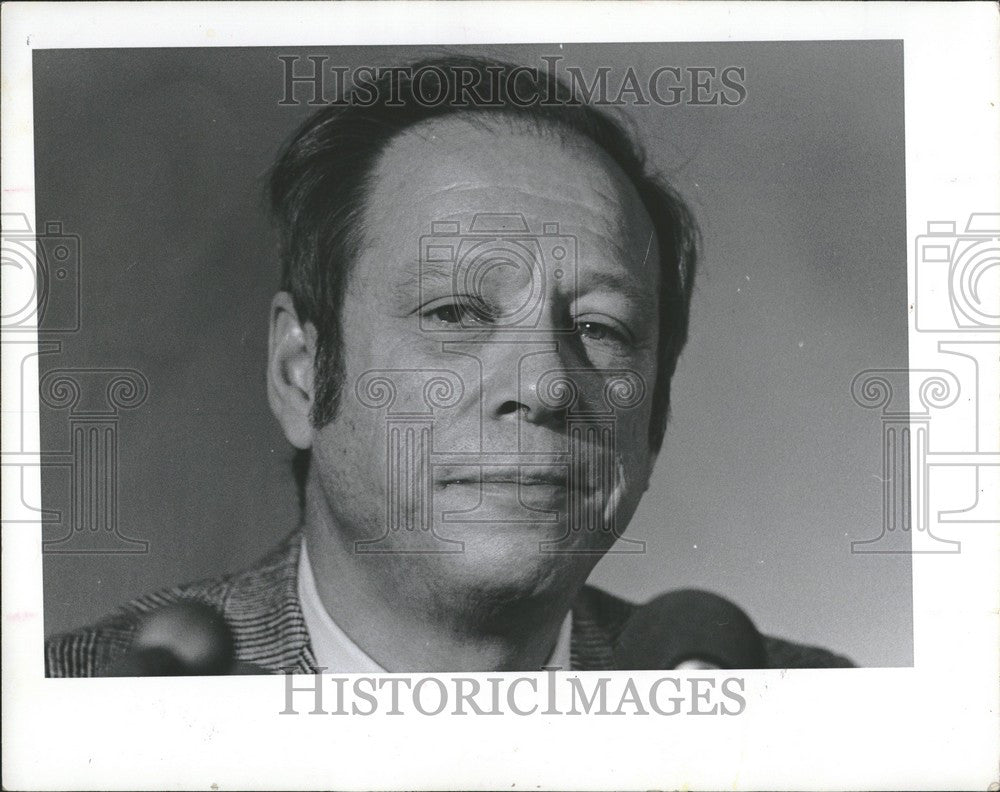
[298,538,572,672]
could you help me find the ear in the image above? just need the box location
[267,292,317,450]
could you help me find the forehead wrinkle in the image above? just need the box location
[362,114,660,298]
[413,183,650,270]
[375,114,636,212]
[404,150,636,221]
[392,259,454,292]
[388,137,655,275]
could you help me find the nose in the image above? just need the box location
[480,337,578,430]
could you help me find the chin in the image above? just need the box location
[417,521,609,608]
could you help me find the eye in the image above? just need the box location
[427,304,464,325]
[577,319,630,347]
[578,321,611,341]
[424,301,488,326]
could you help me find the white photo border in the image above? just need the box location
[2,2,998,790]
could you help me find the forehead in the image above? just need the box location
[359,115,657,277]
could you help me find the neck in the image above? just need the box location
[300,491,576,672]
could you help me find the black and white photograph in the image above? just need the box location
[3,3,998,790]
[34,40,911,677]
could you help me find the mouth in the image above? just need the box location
[438,466,569,489]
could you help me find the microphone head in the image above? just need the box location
[109,646,188,677]
[613,588,766,670]
[120,600,236,676]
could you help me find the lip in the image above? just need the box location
[438,466,568,488]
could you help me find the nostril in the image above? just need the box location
[496,400,529,417]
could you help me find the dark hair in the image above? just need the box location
[268,56,699,500]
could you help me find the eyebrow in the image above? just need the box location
[392,257,658,316]
[393,260,455,294]
[575,269,658,318]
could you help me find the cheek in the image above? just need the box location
[312,397,388,484]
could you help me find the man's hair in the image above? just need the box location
[268,56,699,500]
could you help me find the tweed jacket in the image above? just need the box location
[45,534,853,676]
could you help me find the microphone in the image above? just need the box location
[612,588,767,670]
[105,601,262,676]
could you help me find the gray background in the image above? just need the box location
[35,42,912,666]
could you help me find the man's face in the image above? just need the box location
[308,116,662,605]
